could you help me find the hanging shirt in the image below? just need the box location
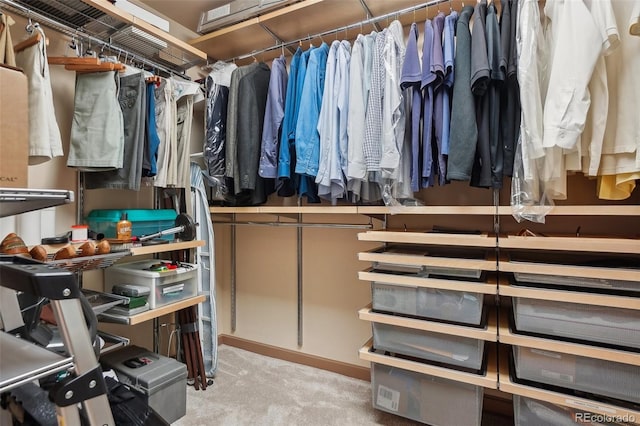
[347,33,380,203]
[277,47,303,196]
[236,63,271,193]
[470,0,492,188]
[14,26,63,165]
[295,42,330,178]
[364,30,386,174]
[431,12,447,186]
[142,82,161,177]
[259,55,288,179]
[442,11,458,160]
[154,78,176,188]
[486,3,504,189]
[203,61,236,199]
[400,23,422,192]
[420,19,436,188]
[317,40,351,202]
[500,0,520,177]
[381,21,406,176]
[447,6,477,182]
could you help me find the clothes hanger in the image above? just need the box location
[14,19,43,53]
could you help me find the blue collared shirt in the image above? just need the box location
[277,47,304,180]
[295,42,329,177]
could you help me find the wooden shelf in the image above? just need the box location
[500,259,640,282]
[358,231,496,247]
[500,235,640,254]
[498,347,640,420]
[359,248,497,272]
[498,313,640,366]
[359,340,499,389]
[358,270,499,295]
[108,295,207,325]
[359,307,498,342]
[208,204,640,217]
[499,281,640,311]
[128,240,205,256]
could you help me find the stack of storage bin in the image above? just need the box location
[357,232,500,426]
[499,246,640,424]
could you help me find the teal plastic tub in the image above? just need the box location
[86,209,177,240]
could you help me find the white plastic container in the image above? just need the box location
[105,260,197,309]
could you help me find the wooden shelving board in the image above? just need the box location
[498,313,640,366]
[127,295,206,325]
[359,248,497,271]
[359,307,498,342]
[499,281,640,311]
[359,340,499,389]
[128,240,205,256]
[358,231,496,247]
[500,235,640,255]
[499,259,640,282]
[358,270,499,295]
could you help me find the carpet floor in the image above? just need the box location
[173,345,512,426]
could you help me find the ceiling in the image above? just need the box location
[136,0,228,33]
[135,0,465,64]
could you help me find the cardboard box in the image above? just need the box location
[0,64,29,188]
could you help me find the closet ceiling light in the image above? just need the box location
[114,0,170,32]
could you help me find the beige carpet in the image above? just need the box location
[173,345,512,426]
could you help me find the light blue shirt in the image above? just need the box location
[316,40,351,203]
[259,55,287,178]
[295,42,329,177]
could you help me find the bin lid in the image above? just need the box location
[101,345,187,393]
[87,209,178,223]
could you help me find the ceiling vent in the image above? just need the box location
[197,0,292,34]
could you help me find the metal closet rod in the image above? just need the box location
[0,0,190,79]
[228,0,450,62]
[212,221,373,229]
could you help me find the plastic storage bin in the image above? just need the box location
[371,362,483,426]
[513,395,634,426]
[100,345,187,424]
[86,209,177,240]
[512,298,640,350]
[105,260,197,309]
[372,322,485,370]
[371,282,484,326]
[513,346,640,404]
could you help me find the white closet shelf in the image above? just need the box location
[498,313,640,366]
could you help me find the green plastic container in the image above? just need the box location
[86,209,177,240]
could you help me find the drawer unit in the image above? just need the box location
[513,346,640,404]
[513,297,640,350]
[372,282,484,326]
[371,362,483,426]
[105,260,198,309]
[513,395,636,426]
[372,322,485,370]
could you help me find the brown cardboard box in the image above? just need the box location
[0,64,29,188]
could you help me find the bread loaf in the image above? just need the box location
[78,241,96,257]
[96,239,111,254]
[29,245,48,262]
[1,233,29,255]
[53,245,76,260]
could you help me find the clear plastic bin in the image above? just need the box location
[513,346,640,404]
[372,322,485,370]
[371,362,483,426]
[513,298,640,350]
